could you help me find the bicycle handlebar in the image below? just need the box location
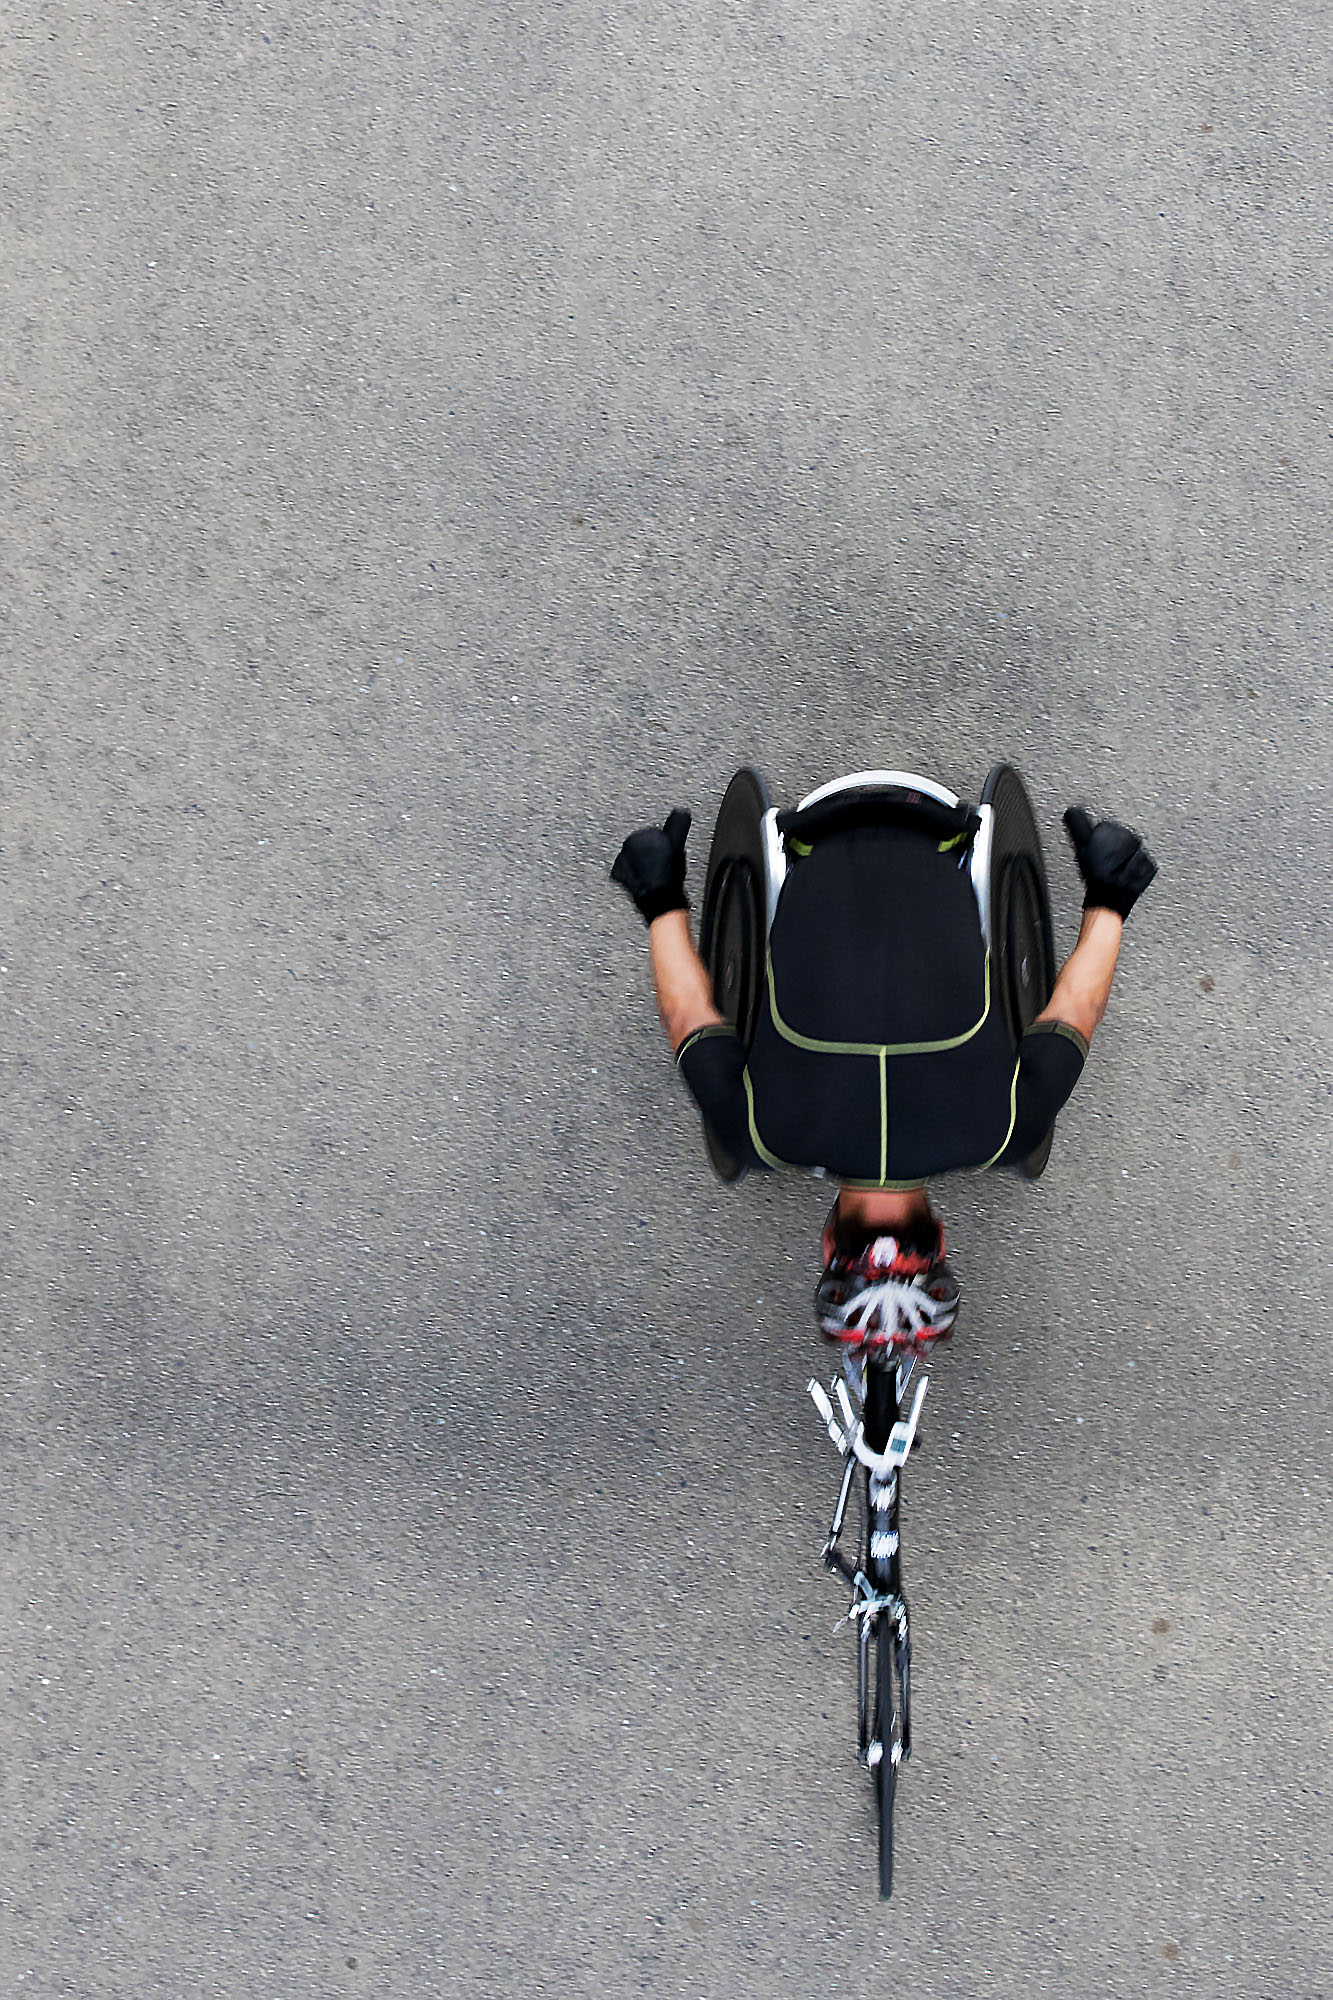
[807,1373,929,1476]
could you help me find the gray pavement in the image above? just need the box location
[3,2,1330,1994]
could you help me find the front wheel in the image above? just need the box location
[874,1617,901,1899]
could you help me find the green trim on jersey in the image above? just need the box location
[742,1069,791,1172]
[742,1045,1021,1186]
[977,1058,1021,1168]
[764,950,992,1056]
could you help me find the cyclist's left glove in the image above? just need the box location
[1062,806,1158,920]
[610,807,692,926]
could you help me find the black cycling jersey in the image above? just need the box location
[677,1017,1086,1182]
[676,817,1088,1185]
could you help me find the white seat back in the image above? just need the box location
[760,771,996,952]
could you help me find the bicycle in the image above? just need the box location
[696,759,1056,1896]
[808,1343,929,1900]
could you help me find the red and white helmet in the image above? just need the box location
[815,1228,960,1351]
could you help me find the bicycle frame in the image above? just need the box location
[809,1349,927,1891]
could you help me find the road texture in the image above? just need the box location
[3,2,1329,1995]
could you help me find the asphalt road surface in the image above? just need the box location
[3,4,1329,1995]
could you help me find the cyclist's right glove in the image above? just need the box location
[1062,806,1158,920]
[610,807,693,926]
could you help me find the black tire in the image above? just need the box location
[981,763,1057,1179]
[875,1618,899,1900]
[897,1599,913,1763]
[698,766,772,1181]
[861,1361,902,1899]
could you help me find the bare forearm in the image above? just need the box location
[648,909,725,1052]
[1035,906,1124,1047]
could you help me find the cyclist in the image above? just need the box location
[611,794,1157,1342]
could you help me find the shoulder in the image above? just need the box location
[674,1024,766,1177]
[992,1020,1090,1171]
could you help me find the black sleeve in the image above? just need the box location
[998,1021,1088,1168]
[675,1026,768,1176]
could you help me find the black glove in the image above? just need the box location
[610,808,693,926]
[1062,806,1158,920]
